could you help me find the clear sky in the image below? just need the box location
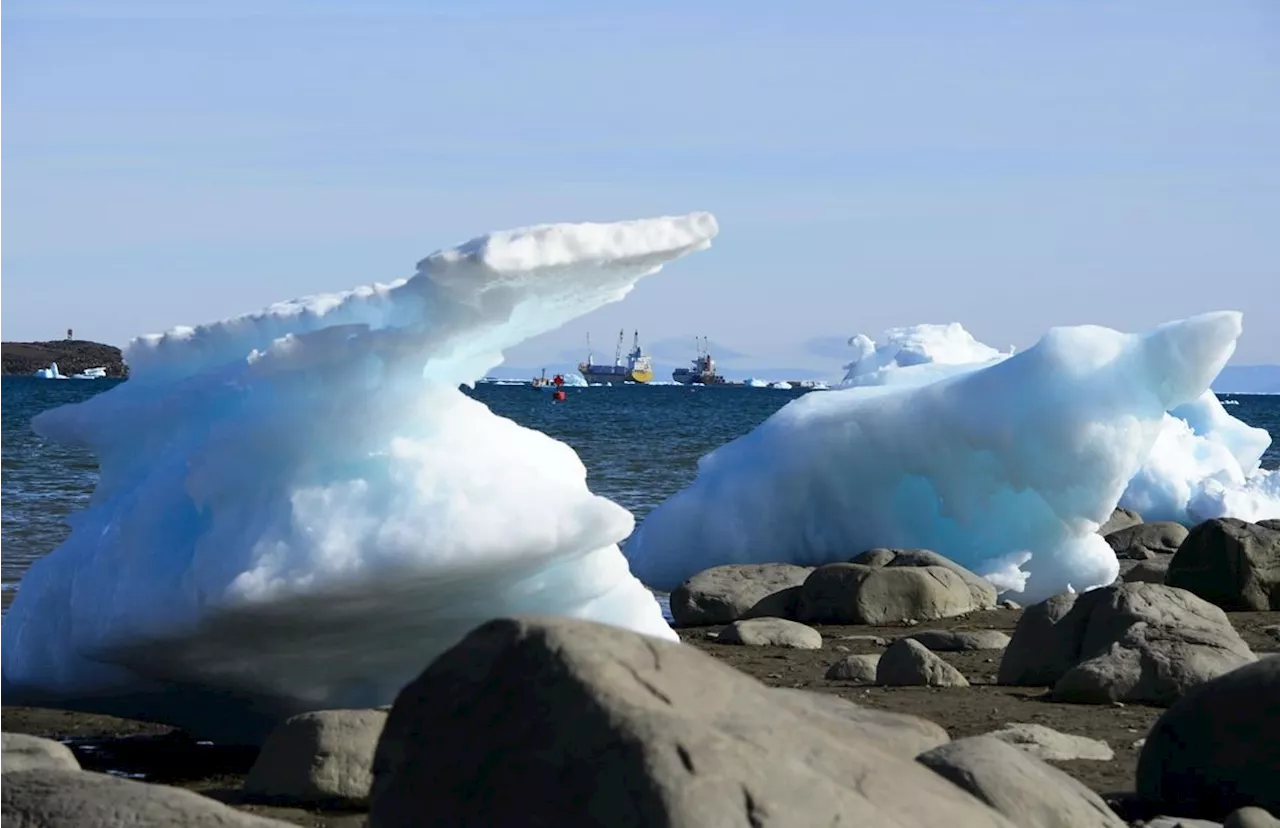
[4,0,1278,380]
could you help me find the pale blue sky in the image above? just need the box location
[4,0,1278,379]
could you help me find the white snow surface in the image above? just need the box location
[2,212,717,741]
[625,313,1253,602]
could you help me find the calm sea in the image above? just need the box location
[3,377,1279,607]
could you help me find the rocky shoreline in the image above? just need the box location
[3,513,1278,827]
[1,339,128,378]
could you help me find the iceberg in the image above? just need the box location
[836,323,1278,526]
[2,212,717,743]
[625,313,1250,603]
[842,322,1014,388]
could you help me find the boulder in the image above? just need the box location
[877,638,970,687]
[766,687,951,756]
[917,736,1128,828]
[1,769,295,827]
[369,615,1015,828]
[244,708,387,805]
[1226,808,1280,828]
[997,592,1087,686]
[716,617,822,649]
[1136,658,1280,819]
[668,564,813,626]
[1100,506,1144,536]
[981,722,1114,761]
[797,563,979,625]
[1106,522,1189,559]
[1,733,80,773]
[904,629,1011,652]
[852,547,998,609]
[1261,519,1280,531]
[824,654,880,682]
[1166,519,1280,610]
[1120,556,1172,584]
[998,583,1255,705]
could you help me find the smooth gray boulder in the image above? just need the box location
[766,687,951,756]
[998,583,1255,705]
[824,653,880,682]
[1166,518,1280,610]
[1137,658,1280,819]
[798,563,979,625]
[997,592,1088,686]
[1121,556,1172,584]
[1106,522,1189,559]
[852,547,999,609]
[917,736,1127,828]
[668,563,813,626]
[716,617,822,649]
[1,733,80,774]
[1,769,295,827]
[982,722,1114,761]
[244,708,387,805]
[1226,807,1280,828]
[877,638,970,687]
[369,615,1015,828]
[1100,507,1144,536]
[905,629,1011,651]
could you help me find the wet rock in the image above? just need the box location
[917,736,1127,828]
[1166,519,1280,611]
[1137,658,1280,819]
[999,583,1255,705]
[716,617,822,649]
[669,563,814,626]
[877,638,970,687]
[369,616,1014,827]
[244,708,387,805]
[1,733,80,774]
[982,722,1114,761]
[1,769,294,827]
[905,629,1011,652]
[824,654,880,682]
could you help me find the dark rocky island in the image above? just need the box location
[2,339,128,378]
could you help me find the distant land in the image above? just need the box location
[1,340,129,378]
[1212,365,1280,395]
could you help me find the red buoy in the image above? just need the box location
[552,390,567,402]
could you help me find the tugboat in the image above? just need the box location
[578,330,654,384]
[672,337,728,385]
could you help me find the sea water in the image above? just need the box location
[3,376,1278,613]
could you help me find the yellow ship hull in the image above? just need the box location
[627,367,654,383]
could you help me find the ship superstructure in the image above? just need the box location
[672,337,727,385]
[579,330,654,384]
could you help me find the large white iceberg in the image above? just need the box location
[837,323,1278,526]
[2,212,717,743]
[625,313,1254,603]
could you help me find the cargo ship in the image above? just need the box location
[672,337,728,385]
[579,330,654,384]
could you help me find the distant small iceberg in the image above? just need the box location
[34,363,68,380]
[33,363,108,380]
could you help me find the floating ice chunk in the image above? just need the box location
[560,372,589,387]
[2,212,717,743]
[625,313,1244,603]
[842,323,1013,388]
